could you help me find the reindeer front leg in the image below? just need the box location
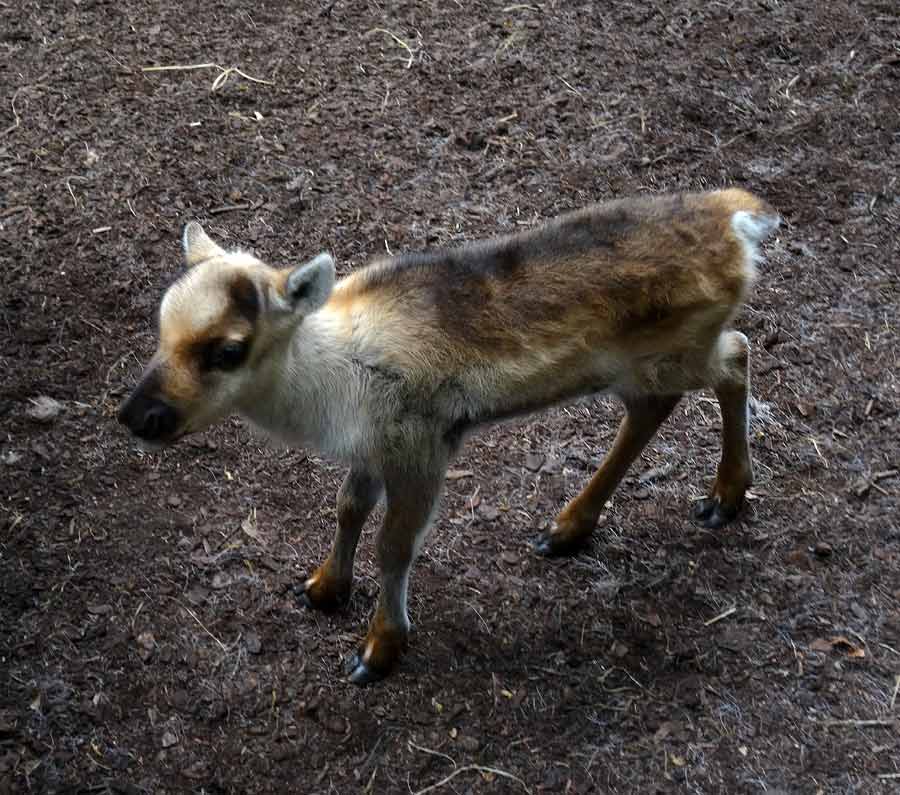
[301,468,383,611]
[345,457,446,685]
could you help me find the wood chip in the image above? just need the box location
[26,396,63,423]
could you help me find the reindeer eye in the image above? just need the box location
[204,339,248,372]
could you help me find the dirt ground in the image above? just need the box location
[2,1,899,793]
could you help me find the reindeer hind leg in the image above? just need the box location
[694,330,753,528]
[534,393,682,557]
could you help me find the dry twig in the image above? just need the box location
[3,87,23,137]
[407,739,456,767]
[411,764,530,795]
[141,62,274,92]
[814,718,897,728]
[209,202,257,216]
[704,605,737,627]
[181,603,228,652]
[364,28,417,69]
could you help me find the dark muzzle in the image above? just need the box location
[118,390,179,442]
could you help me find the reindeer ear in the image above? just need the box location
[284,253,335,315]
[182,222,225,266]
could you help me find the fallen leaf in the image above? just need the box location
[26,396,63,423]
[446,468,474,480]
[795,400,816,418]
[242,509,264,544]
[809,636,865,657]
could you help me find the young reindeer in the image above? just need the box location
[119,188,779,684]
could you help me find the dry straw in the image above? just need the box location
[141,62,274,92]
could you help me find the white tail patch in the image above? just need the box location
[731,210,781,271]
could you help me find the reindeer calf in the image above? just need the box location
[119,188,779,683]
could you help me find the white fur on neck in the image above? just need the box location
[237,307,367,463]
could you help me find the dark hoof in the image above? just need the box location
[296,587,315,610]
[693,497,739,529]
[532,529,588,558]
[344,652,389,686]
[294,580,350,613]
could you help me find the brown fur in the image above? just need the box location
[332,190,765,376]
[157,315,253,406]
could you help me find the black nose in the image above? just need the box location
[118,393,179,441]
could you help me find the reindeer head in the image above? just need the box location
[118,223,335,446]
